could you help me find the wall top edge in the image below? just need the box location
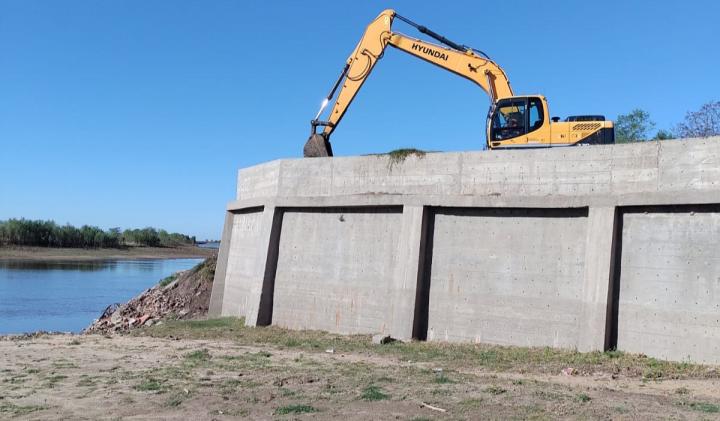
[235,137,720,201]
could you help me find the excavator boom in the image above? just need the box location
[304,9,612,157]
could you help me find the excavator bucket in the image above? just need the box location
[303,134,333,157]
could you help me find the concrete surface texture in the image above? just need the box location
[425,208,588,347]
[209,137,720,364]
[616,209,720,364]
[272,208,403,334]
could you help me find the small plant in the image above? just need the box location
[361,385,389,401]
[576,393,591,403]
[614,405,629,414]
[604,350,623,358]
[165,393,185,407]
[134,378,163,392]
[52,360,78,369]
[483,385,507,395]
[185,349,211,361]
[674,387,690,395]
[385,148,427,169]
[275,404,318,415]
[283,338,302,347]
[68,339,81,345]
[434,373,455,384]
[642,369,663,380]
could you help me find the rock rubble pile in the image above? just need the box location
[84,254,216,334]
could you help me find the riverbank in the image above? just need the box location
[84,256,216,333]
[1,319,719,419]
[0,245,215,262]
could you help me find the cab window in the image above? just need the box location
[528,98,544,132]
[491,99,526,140]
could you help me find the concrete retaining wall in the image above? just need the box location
[425,208,588,347]
[272,208,403,334]
[209,137,720,364]
[616,207,720,364]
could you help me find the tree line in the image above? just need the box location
[0,219,196,249]
[615,100,719,143]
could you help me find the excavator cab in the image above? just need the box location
[487,95,614,149]
[487,96,549,148]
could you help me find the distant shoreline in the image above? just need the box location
[0,245,215,262]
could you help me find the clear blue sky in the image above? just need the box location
[1,1,718,239]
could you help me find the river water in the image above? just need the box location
[0,258,202,334]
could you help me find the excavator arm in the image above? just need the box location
[304,9,514,157]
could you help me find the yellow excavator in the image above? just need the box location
[304,9,614,157]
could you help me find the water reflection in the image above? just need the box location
[0,259,163,272]
[0,258,202,334]
[0,260,113,271]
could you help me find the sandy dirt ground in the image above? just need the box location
[2,331,719,420]
[0,246,214,262]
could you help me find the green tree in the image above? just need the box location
[0,219,192,249]
[675,100,720,138]
[653,129,674,140]
[615,109,656,143]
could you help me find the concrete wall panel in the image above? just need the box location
[221,210,265,317]
[617,210,720,364]
[426,208,588,348]
[271,208,403,334]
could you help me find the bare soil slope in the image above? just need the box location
[0,245,214,261]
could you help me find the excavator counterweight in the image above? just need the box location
[304,9,613,157]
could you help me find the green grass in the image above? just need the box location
[136,317,716,380]
[184,349,211,361]
[384,148,427,169]
[191,258,215,281]
[3,374,28,384]
[134,378,164,392]
[52,360,79,369]
[159,274,177,287]
[686,402,720,413]
[165,392,186,407]
[44,374,68,388]
[576,393,591,403]
[433,373,455,384]
[0,403,48,416]
[275,404,318,415]
[360,385,389,401]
